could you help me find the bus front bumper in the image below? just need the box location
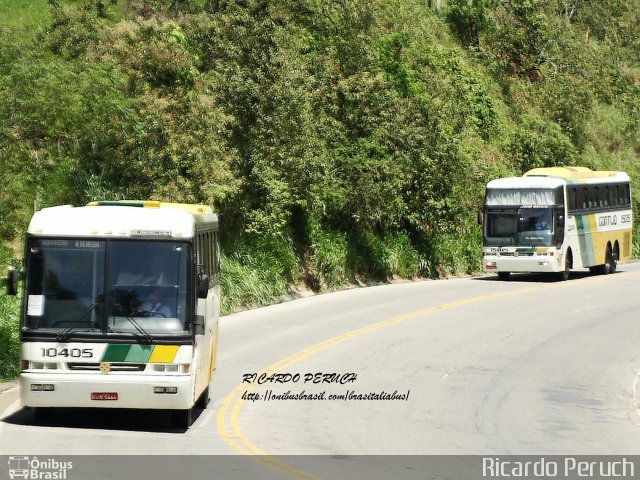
[482,254,565,274]
[20,372,195,410]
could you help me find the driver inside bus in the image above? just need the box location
[134,287,172,318]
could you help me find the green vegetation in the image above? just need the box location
[0,282,20,379]
[0,0,639,378]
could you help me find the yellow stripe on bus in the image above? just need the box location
[149,345,179,363]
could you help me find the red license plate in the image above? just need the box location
[91,392,118,401]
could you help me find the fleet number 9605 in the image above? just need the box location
[41,348,94,358]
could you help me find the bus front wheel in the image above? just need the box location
[195,386,210,409]
[557,250,572,281]
[32,407,54,423]
[171,408,193,429]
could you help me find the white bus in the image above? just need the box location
[481,167,633,280]
[7,201,220,428]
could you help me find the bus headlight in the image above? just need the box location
[153,386,178,394]
[31,384,54,391]
[152,364,185,373]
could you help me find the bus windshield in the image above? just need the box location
[517,208,553,246]
[485,208,555,247]
[24,239,189,336]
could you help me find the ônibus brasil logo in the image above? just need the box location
[7,456,73,480]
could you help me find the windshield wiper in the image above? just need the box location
[110,303,153,343]
[57,303,100,342]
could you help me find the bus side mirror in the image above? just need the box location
[197,274,210,299]
[477,212,484,226]
[7,268,19,296]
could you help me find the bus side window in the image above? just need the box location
[209,232,215,276]
[568,187,576,211]
[576,188,586,210]
[213,232,220,276]
[609,185,618,207]
[623,184,631,206]
[217,234,221,275]
[587,187,597,209]
[194,235,202,272]
[599,186,608,207]
[202,232,211,277]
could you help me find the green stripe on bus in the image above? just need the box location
[575,214,595,266]
[102,344,132,362]
[124,344,154,362]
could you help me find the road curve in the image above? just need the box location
[2,264,640,458]
[218,263,640,456]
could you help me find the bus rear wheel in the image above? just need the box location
[611,244,619,274]
[602,246,615,275]
[590,246,616,275]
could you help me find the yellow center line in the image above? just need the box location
[217,271,633,478]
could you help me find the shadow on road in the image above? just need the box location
[1,405,205,434]
[473,269,610,283]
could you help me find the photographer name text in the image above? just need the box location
[483,457,635,478]
[243,372,358,384]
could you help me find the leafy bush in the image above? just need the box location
[0,292,20,380]
[309,227,351,289]
[507,114,578,173]
[220,231,298,314]
[379,232,421,279]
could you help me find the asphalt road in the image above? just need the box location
[2,264,640,462]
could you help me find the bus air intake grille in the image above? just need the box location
[67,363,146,372]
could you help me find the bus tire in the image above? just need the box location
[611,243,619,274]
[590,246,615,275]
[603,245,614,275]
[497,272,511,281]
[557,250,572,281]
[195,386,210,409]
[171,408,193,429]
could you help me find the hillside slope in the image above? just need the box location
[0,0,638,316]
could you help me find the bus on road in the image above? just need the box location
[7,201,220,428]
[481,167,633,281]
